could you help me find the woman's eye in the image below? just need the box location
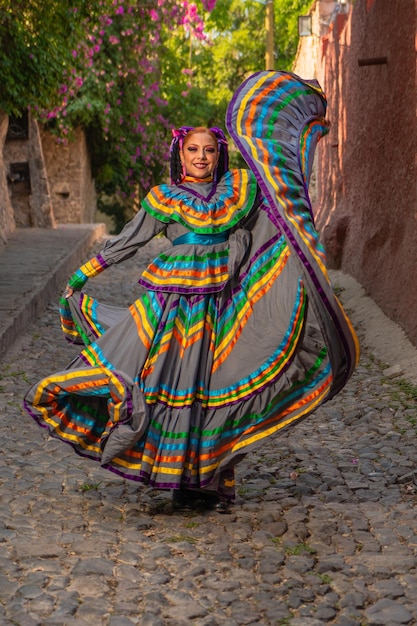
[186,147,197,152]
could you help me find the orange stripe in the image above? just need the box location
[245,375,332,437]
[245,74,286,131]
[213,291,305,399]
[129,302,151,350]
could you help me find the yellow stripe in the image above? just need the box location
[32,367,104,405]
[213,299,251,361]
[232,382,331,453]
[62,327,80,338]
[54,425,100,452]
[142,272,229,287]
[146,171,253,228]
[83,297,101,338]
[111,457,142,469]
[140,457,184,475]
[200,460,222,474]
[235,72,272,154]
[107,369,125,423]
[136,299,154,342]
[246,261,277,301]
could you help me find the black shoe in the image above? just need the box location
[172,488,231,514]
[214,497,230,514]
[195,491,230,514]
[172,489,195,512]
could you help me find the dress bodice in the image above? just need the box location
[139,169,258,294]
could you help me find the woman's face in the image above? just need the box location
[180,131,219,178]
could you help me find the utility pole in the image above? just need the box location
[265,0,274,70]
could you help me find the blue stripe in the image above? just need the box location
[173,231,230,246]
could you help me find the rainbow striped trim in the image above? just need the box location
[226,70,359,398]
[68,254,109,289]
[142,169,258,233]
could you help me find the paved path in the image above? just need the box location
[0,229,417,625]
[0,224,106,358]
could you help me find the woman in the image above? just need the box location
[24,71,359,513]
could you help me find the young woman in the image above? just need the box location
[24,71,359,513]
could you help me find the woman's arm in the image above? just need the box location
[65,208,165,296]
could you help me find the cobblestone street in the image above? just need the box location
[1,237,417,626]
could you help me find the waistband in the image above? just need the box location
[172,231,230,246]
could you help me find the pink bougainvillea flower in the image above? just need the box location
[202,0,217,10]
[42,0,213,200]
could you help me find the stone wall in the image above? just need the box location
[1,114,97,241]
[0,112,15,244]
[41,127,96,224]
[3,114,55,228]
[294,0,417,346]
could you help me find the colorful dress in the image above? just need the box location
[24,71,359,500]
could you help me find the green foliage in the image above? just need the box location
[274,0,314,63]
[0,0,103,115]
[145,0,314,131]
[284,542,317,555]
[0,0,313,227]
[163,0,314,175]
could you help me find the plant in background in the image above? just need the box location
[0,1,213,231]
[0,0,100,116]
[1,0,312,231]
[38,1,212,227]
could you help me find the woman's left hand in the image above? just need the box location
[64,285,74,299]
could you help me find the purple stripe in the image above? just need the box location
[24,399,102,462]
[217,231,282,317]
[96,252,109,269]
[176,181,218,202]
[157,291,166,307]
[80,352,89,365]
[138,278,228,294]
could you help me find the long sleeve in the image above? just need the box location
[68,208,166,290]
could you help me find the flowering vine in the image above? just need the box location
[40,0,216,227]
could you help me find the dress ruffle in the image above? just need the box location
[142,169,258,233]
[226,70,359,398]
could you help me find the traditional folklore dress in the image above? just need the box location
[24,71,359,502]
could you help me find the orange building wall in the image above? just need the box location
[297,0,417,346]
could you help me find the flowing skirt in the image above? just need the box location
[24,71,359,499]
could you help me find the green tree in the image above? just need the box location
[0,1,211,231]
[0,0,312,230]
[0,0,103,115]
[163,0,313,166]
[274,0,313,64]
[163,0,313,121]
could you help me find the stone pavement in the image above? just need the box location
[1,229,417,626]
[0,224,106,359]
